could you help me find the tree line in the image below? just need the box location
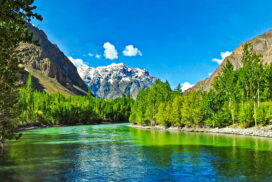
[130,43,272,128]
[0,0,133,143]
[18,73,133,126]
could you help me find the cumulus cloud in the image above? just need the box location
[88,53,94,57]
[103,42,118,60]
[68,56,88,69]
[181,82,194,92]
[212,51,232,65]
[95,54,101,59]
[123,45,142,56]
[208,72,213,76]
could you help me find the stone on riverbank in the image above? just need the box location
[129,124,272,138]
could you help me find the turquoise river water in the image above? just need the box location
[1,123,272,181]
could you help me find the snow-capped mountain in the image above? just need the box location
[77,63,157,99]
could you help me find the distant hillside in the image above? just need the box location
[16,24,88,95]
[77,63,157,99]
[186,29,272,94]
[21,66,78,96]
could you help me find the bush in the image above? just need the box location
[204,109,231,128]
[256,102,272,125]
[215,110,232,127]
[238,103,254,127]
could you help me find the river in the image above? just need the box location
[1,123,272,181]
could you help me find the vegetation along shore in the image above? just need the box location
[129,44,272,134]
[15,43,272,139]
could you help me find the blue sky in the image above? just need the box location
[32,0,272,90]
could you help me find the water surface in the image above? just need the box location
[1,123,272,181]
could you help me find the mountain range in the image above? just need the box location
[76,63,157,99]
[16,24,272,98]
[17,24,156,98]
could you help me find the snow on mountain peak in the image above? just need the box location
[76,62,156,99]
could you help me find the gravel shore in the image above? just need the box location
[129,124,272,138]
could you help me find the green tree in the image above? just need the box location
[214,60,237,124]
[155,103,167,126]
[0,0,42,143]
[241,43,263,126]
[25,72,34,121]
[171,95,183,126]
[181,91,204,127]
[263,64,272,100]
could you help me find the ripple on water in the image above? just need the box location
[0,123,272,182]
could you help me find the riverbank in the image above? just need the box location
[129,124,272,138]
[17,121,127,131]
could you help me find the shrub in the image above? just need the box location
[256,102,272,125]
[238,103,254,127]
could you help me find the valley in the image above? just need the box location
[2,1,272,181]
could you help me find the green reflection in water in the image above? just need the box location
[129,127,272,181]
[0,123,272,181]
[129,127,272,151]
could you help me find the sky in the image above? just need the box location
[31,0,272,91]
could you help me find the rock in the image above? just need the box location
[16,24,88,95]
[130,124,272,138]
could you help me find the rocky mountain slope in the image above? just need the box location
[186,29,272,93]
[77,63,156,99]
[16,24,88,95]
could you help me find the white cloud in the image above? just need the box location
[208,72,213,76]
[212,51,232,65]
[88,53,101,59]
[68,56,88,69]
[103,42,118,60]
[181,82,194,92]
[123,45,142,57]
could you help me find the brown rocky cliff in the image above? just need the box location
[16,24,88,95]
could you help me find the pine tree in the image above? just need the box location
[0,0,42,143]
[174,84,182,95]
[26,72,34,121]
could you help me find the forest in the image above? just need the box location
[18,73,133,127]
[2,0,272,144]
[130,43,272,128]
[19,43,272,129]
